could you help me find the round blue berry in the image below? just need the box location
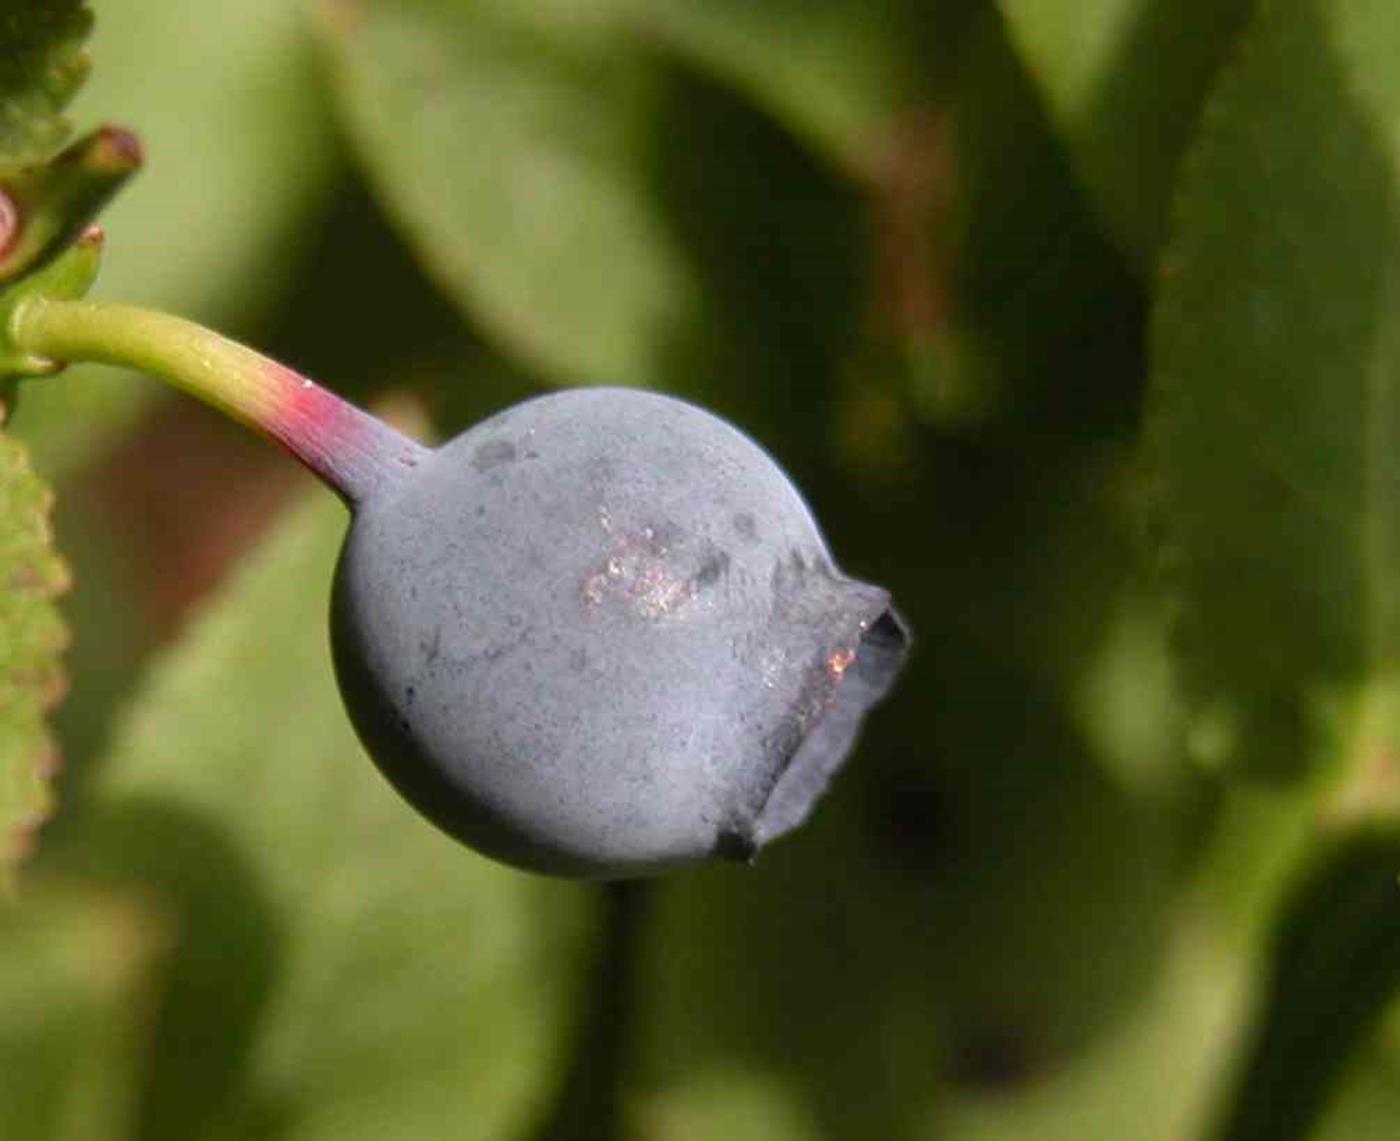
[331,387,907,877]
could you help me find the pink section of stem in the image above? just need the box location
[265,362,427,506]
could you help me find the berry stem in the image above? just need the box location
[8,296,428,506]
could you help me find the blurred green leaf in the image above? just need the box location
[638,6,1151,445]
[9,364,148,480]
[318,1,700,391]
[0,1,90,167]
[71,0,335,322]
[315,1,863,449]
[1215,829,1400,1141]
[623,634,1192,1137]
[0,886,159,1141]
[37,488,151,820]
[996,0,1254,265]
[914,10,1146,441]
[1314,999,1400,1141]
[0,419,67,885]
[941,914,1246,1141]
[11,0,338,478]
[624,820,944,1140]
[1150,0,1400,779]
[75,491,597,1140]
[638,0,974,175]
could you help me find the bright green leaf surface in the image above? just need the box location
[83,492,597,1140]
[997,0,1254,265]
[318,1,697,391]
[11,0,337,478]
[0,421,67,884]
[1150,0,1400,778]
[0,1,90,167]
[625,822,944,1140]
[0,886,159,1141]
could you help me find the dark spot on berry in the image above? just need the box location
[471,439,517,471]
[733,512,758,541]
[695,551,730,587]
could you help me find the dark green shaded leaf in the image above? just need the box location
[1150,0,1400,778]
[624,821,941,1140]
[623,621,1193,1136]
[1313,1014,1400,1141]
[943,917,1245,1141]
[638,0,976,175]
[997,0,1255,264]
[0,886,159,1141]
[809,11,1148,444]
[80,491,597,1140]
[1216,829,1400,1141]
[0,1,90,167]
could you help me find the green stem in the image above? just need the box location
[9,296,428,506]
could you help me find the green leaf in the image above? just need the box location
[0,1,91,167]
[0,418,67,884]
[1215,829,1400,1141]
[864,10,1148,442]
[942,916,1247,1141]
[317,2,702,392]
[77,491,598,1140]
[996,0,1255,264]
[11,0,338,478]
[0,885,160,1141]
[624,827,943,1140]
[318,2,863,443]
[1149,0,1400,779]
[69,0,335,320]
[637,0,972,176]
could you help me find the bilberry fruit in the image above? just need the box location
[331,388,908,877]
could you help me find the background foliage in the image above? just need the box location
[2,0,1398,1138]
